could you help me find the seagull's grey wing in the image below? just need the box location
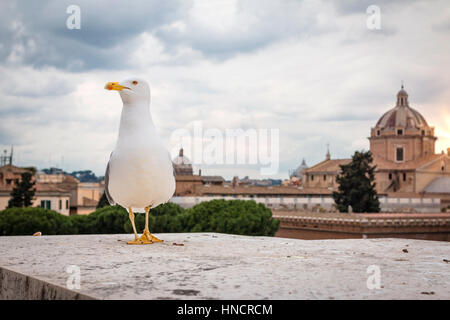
[104,152,115,205]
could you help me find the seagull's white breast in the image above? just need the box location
[107,100,175,212]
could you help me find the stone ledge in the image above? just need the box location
[0,267,95,300]
[273,215,450,228]
[0,233,449,300]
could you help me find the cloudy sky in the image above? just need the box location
[0,0,449,179]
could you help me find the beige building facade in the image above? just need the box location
[0,165,103,215]
[0,165,71,215]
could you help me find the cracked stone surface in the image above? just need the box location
[0,233,449,299]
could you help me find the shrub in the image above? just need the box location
[183,199,279,236]
[0,207,75,236]
[70,205,129,234]
[0,200,279,237]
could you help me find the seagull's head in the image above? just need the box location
[105,77,150,105]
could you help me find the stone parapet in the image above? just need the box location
[1,233,449,299]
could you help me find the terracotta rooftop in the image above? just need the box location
[373,154,446,171]
[0,165,78,194]
[35,183,72,195]
[196,185,333,196]
[81,197,98,207]
[201,175,225,183]
[175,175,202,182]
[304,159,351,173]
[302,154,448,174]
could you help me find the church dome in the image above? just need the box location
[172,148,193,175]
[172,148,191,166]
[290,159,308,179]
[375,86,429,131]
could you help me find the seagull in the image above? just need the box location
[104,78,175,245]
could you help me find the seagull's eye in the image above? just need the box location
[132,80,138,85]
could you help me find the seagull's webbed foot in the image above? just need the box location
[139,233,153,244]
[143,229,163,243]
[127,235,145,244]
[127,236,144,245]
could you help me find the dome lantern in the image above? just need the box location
[396,85,409,107]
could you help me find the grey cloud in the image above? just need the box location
[0,0,191,71]
[0,0,333,70]
[0,78,75,98]
[156,0,326,60]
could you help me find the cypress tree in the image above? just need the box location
[96,192,111,209]
[8,172,36,208]
[332,150,380,213]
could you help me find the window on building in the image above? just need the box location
[377,130,380,136]
[396,147,404,162]
[311,175,314,181]
[397,129,403,135]
[323,175,326,181]
[389,173,392,180]
[40,200,51,210]
[59,199,62,210]
[403,173,406,181]
[421,130,425,136]
[6,179,11,185]
[66,199,69,209]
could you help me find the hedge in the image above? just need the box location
[0,200,279,237]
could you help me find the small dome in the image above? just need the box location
[172,148,193,175]
[375,86,429,130]
[291,159,308,179]
[172,148,191,166]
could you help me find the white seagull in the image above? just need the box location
[104,78,175,245]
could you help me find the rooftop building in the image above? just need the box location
[302,86,450,209]
[0,164,103,215]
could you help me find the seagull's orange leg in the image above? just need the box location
[140,205,163,243]
[127,207,144,245]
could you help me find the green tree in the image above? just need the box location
[183,199,280,236]
[0,200,279,236]
[0,207,75,236]
[333,150,380,213]
[96,192,110,209]
[8,172,36,208]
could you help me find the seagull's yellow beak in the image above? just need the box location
[104,82,130,91]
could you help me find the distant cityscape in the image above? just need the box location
[0,86,449,218]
